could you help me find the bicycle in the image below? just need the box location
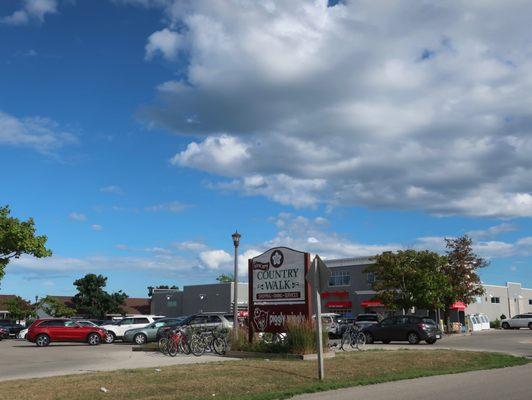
[340,324,366,351]
[159,327,191,357]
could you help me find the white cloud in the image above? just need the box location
[133,0,532,217]
[1,0,58,26]
[100,185,124,195]
[91,224,103,231]
[199,249,232,269]
[0,110,77,153]
[145,201,191,213]
[68,212,87,221]
[145,28,182,60]
[175,240,208,251]
[467,223,518,239]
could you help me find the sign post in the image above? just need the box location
[306,255,331,381]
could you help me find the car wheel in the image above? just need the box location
[36,334,50,347]
[502,322,510,329]
[426,338,437,345]
[88,333,101,346]
[365,332,374,344]
[407,332,420,344]
[134,333,147,345]
[105,331,115,344]
[382,339,391,344]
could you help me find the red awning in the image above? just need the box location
[450,301,466,311]
[326,301,352,309]
[361,300,384,308]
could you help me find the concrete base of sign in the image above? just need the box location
[224,351,335,361]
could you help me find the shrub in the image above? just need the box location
[490,319,501,329]
[229,320,328,355]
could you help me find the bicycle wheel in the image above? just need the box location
[189,336,205,356]
[340,331,349,351]
[355,331,366,350]
[179,339,191,355]
[168,340,179,357]
[212,337,227,355]
[159,337,169,355]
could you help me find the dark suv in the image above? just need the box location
[362,315,442,345]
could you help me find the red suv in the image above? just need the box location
[27,319,107,347]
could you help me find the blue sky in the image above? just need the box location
[1,0,531,300]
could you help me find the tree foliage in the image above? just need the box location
[6,296,36,321]
[72,274,128,319]
[216,273,234,283]
[441,235,487,313]
[0,206,52,288]
[147,285,179,297]
[39,295,76,318]
[365,250,448,312]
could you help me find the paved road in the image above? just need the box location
[0,340,235,382]
[362,329,532,357]
[292,363,532,400]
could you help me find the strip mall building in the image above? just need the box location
[320,257,532,321]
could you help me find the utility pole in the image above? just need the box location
[232,231,241,339]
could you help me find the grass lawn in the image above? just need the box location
[0,350,527,400]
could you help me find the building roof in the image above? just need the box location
[325,256,376,268]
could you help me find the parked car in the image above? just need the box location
[354,313,382,329]
[0,327,9,340]
[124,318,184,345]
[26,319,107,347]
[501,314,532,330]
[100,315,164,343]
[185,313,233,330]
[0,321,24,337]
[17,327,29,339]
[313,313,340,338]
[362,316,442,345]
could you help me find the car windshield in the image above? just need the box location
[421,318,436,325]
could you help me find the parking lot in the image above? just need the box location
[1,329,530,383]
[0,339,235,382]
[367,329,532,358]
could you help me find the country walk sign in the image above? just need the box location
[248,247,311,336]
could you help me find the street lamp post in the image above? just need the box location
[232,231,241,339]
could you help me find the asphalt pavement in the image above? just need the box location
[291,363,532,400]
[0,340,235,382]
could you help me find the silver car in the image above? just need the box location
[501,314,532,329]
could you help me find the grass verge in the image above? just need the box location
[0,350,528,400]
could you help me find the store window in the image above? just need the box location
[329,270,350,286]
[367,272,376,284]
[529,299,532,305]
[491,297,500,304]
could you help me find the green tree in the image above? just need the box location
[6,296,35,321]
[72,274,128,319]
[365,250,448,313]
[147,285,179,297]
[0,206,52,288]
[216,273,234,283]
[39,296,76,318]
[441,235,487,330]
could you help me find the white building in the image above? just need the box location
[466,282,532,321]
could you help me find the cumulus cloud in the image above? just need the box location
[145,28,182,60]
[1,0,58,25]
[100,185,124,195]
[0,110,77,153]
[145,201,191,213]
[199,249,232,269]
[91,224,103,231]
[129,0,532,217]
[68,212,87,221]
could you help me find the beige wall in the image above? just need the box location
[466,282,532,321]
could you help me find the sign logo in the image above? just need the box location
[253,261,270,271]
[270,249,284,268]
[253,308,269,331]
